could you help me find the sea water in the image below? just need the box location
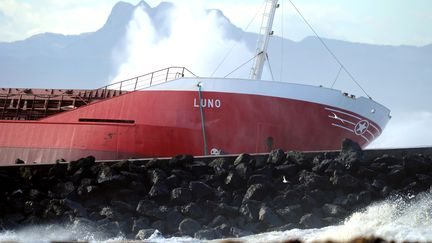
[1,191,431,243]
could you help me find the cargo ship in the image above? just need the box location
[0,0,391,164]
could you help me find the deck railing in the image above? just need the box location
[98,67,197,96]
[0,67,196,120]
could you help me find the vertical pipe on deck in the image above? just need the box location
[197,82,208,156]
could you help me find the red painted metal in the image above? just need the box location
[0,89,382,165]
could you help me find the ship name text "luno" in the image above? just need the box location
[193,98,221,109]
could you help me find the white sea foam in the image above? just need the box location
[239,191,432,243]
[1,192,431,243]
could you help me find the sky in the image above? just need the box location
[0,0,431,46]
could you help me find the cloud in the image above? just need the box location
[369,111,432,148]
[0,0,127,42]
[111,1,254,82]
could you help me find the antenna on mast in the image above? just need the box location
[250,0,279,80]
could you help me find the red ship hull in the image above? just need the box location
[0,77,390,164]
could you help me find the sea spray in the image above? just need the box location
[0,222,124,243]
[238,191,432,243]
[307,191,432,242]
[111,1,254,82]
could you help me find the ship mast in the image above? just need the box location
[250,0,279,80]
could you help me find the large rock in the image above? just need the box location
[274,164,300,178]
[338,139,363,172]
[276,204,303,222]
[169,154,194,168]
[239,200,261,222]
[258,206,283,227]
[283,189,302,205]
[253,166,274,178]
[387,166,406,186]
[181,202,203,218]
[147,169,167,185]
[209,215,230,227]
[224,171,245,190]
[67,156,95,174]
[111,160,129,172]
[299,213,323,228]
[171,169,193,181]
[97,174,129,188]
[416,174,432,186]
[209,158,231,176]
[267,149,286,165]
[164,209,184,233]
[111,200,135,213]
[77,184,99,198]
[301,194,317,209]
[99,206,116,219]
[330,171,360,190]
[235,163,253,180]
[184,161,210,176]
[97,221,121,237]
[136,200,166,219]
[62,199,87,217]
[356,166,378,178]
[230,226,253,237]
[286,151,310,169]
[148,182,170,199]
[234,153,253,166]
[53,181,75,198]
[322,204,348,218]
[135,229,159,240]
[23,200,42,216]
[131,217,150,234]
[403,155,432,175]
[333,193,357,207]
[170,187,192,205]
[48,165,67,179]
[243,183,267,202]
[341,139,363,157]
[214,186,232,203]
[356,190,372,205]
[165,174,180,190]
[312,159,345,176]
[178,218,201,236]
[210,202,239,217]
[189,181,214,199]
[151,220,166,233]
[298,170,331,190]
[307,189,333,204]
[194,228,222,240]
[247,175,269,187]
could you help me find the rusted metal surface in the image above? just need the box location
[0,67,196,121]
[0,87,127,120]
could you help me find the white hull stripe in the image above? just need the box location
[332,123,354,133]
[146,77,391,131]
[327,114,356,126]
[327,106,378,143]
[325,107,382,134]
[331,123,370,143]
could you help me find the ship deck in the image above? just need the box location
[0,87,127,120]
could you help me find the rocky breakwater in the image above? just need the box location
[0,139,432,240]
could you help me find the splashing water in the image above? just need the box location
[111,1,254,83]
[241,191,432,243]
[309,192,432,242]
[1,192,431,243]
